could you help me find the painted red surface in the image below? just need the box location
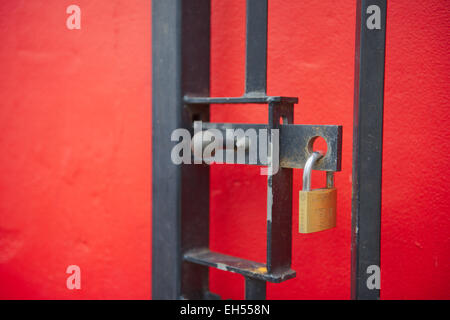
[0,0,448,299]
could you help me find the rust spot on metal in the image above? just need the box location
[254,266,268,274]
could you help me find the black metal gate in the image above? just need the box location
[152,0,386,300]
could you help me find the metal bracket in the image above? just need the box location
[194,121,342,172]
[152,0,344,300]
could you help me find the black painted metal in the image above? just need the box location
[184,249,296,283]
[185,96,298,104]
[197,122,342,171]
[152,0,181,300]
[184,102,300,298]
[266,102,293,274]
[245,0,268,95]
[152,0,210,300]
[351,0,387,300]
[245,278,267,300]
[180,0,211,301]
[279,124,342,171]
[153,0,345,300]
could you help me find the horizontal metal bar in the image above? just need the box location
[184,96,298,104]
[196,122,342,171]
[184,248,296,283]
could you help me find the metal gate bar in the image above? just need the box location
[152,0,211,300]
[351,0,387,300]
[245,0,268,95]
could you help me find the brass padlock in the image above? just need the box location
[299,151,337,233]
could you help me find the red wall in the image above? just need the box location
[0,0,448,299]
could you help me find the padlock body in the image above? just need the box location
[299,188,336,233]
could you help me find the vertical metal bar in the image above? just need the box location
[245,277,266,300]
[267,103,294,274]
[152,0,181,300]
[180,0,211,300]
[245,0,268,95]
[152,0,210,300]
[351,0,387,300]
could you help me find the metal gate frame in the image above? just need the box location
[152,0,386,300]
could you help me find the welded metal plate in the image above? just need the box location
[184,248,296,283]
[184,95,298,104]
[280,124,342,171]
[197,122,342,171]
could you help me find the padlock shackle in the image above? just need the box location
[303,151,324,191]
